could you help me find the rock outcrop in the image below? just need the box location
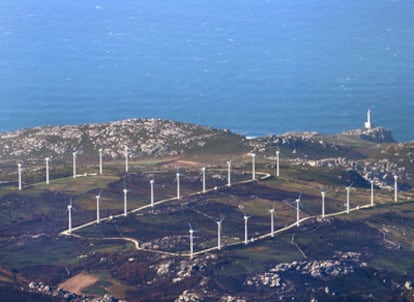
[0,118,245,164]
[341,127,396,143]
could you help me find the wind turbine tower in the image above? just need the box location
[276,150,280,177]
[67,201,72,234]
[295,196,301,227]
[124,146,129,173]
[346,186,351,214]
[176,172,180,200]
[45,157,50,185]
[269,207,275,237]
[227,160,232,187]
[98,148,103,175]
[321,191,326,219]
[96,190,102,224]
[250,153,256,180]
[123,187,128,217]
[72,151,77,179]
[202,167,206,193]
[188,223,195,259]
[150,179,155,207]
[17,163,22,191]
[394,175,398,202]
[370,180,375,207]
[243,214,250,245]
[216,217,224,250]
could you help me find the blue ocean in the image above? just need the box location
[1,0,414,141]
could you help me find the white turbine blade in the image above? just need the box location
[215,215,225,223]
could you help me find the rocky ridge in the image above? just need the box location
[341,127,396,143]
[0,118,244,164]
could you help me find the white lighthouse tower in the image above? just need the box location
[364,109,372,129]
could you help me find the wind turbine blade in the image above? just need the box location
[188,222,192,230]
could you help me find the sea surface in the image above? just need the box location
[1,0,414,141]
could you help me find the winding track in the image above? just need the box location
[59,170,376,258]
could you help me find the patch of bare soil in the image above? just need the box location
[58,272,98,295]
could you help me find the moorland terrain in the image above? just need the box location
[0,118,413,301]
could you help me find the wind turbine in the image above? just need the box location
[394,175,398,202]
[269,206,275,237]
[249,153,256,180]
[295,194,302,227]
[276,150,280,177]
[243,213,252,245]
[67,199,73,233]
[188,222,196,259]
[215,216,225,250]
[17,163,22,191]
[72,151,77,179]
[176,170,180,200]
[345,183,353,214]
[124,146,129,173]
[150,179,155,207]
[123,182,128,217]
[45,157,50,185]
[98,148,103,175]
[370,179,375,207]
[96,189,102,224]
[321,190,328,219]
[227,160,232,187]
[202,167,206,193]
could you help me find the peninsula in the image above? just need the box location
[0,117,413,302]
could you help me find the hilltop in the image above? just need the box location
[0,118,247,162]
